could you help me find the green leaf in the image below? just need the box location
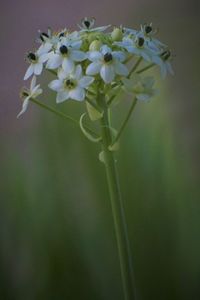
[79,113,102,143]
[86,101,103,121]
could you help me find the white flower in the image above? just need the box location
[17,76,42,118]
[48,65,94,103]
[78,17,110,32]
[151,50,174,78]
[24,51,49,80]
[122,74,156,101]
[114,36,156,62]
[46,39,86,73]
[86,45,128,84]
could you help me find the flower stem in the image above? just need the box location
[110,98,137,147]
[136,62,155,74]
[30,97,98,137]
[98,95,136,300]
[128,57,143,78]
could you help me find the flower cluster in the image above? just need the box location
[18,18,173,117]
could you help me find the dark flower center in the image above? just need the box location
[59,45,68,55]
[137,37,145,47]
[145,25,152,34]
[40,32,49,42]
[27,52,37,62]
[104,53,113,63]
[65,79,75,89]
[59,32,65,38]
[161,50,171,61]
[84,20,90,28]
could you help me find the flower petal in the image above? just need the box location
[74,65,82,79]
[87,51,102,62]
[86,62,101,75]
[17,97,30,118]
[62,58,74,73]
[69,87,85,101]
[24,64,34,80]
[79,76,94,88]
[70,50,86,61]
[48,80,63,91]
[100,65,115,83]
[34,63,43,75]
[56,91,69,103]
[114,62,129,76]
[46,54,62,69]
[39,53,49,63]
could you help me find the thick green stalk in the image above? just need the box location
[98,95,136,300]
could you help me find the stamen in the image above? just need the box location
[84,20,90,28]
[145,25,152,34]
[59,45,68,55]
[65,79,75,89]
[137,37,145,47]
[104,53,113,63]
[40,32,49,42]
[27,52,37,61]
[161,50,171,61]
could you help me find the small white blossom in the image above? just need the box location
[78,17,110,32]
[46,39,86,73]
[122,74,156,101]
[48,65,94,103]
[86,45,129,84]
[114,36,156,62]
[152,50,174,78]
[24,51,49,80]
[17,76,42,118]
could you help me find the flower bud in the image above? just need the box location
[111,28,123,41]
[89,40,102,51]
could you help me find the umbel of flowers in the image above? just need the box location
[18,18,174,300]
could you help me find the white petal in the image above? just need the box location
[62,58,74,73]
[101,45,111,55]
[70,50,86,61]
[74,65,82,79]
[34,63,43,75]
[87,51,102,62]
[69,87,85,101]
[17,97,30,118]
[30,75,36,90]
[58,68,68,80]
[112,51,126,62]
[79,76,94,88]
[100,65,115,83]
[46,54,62,69]
[114,62,129,76]
[70,40,82,49]
[56,91,69,103]
[37,43,52,55]
[48,80,63,91]
[39,53,49,63]
[86,62,101,75]
[24,65,34,80]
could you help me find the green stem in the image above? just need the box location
[30,98,97,137]
[136,62,155,74]
[128,57,143,78]
[111,98,137,147]
[98,95,136,300]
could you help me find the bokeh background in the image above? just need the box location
[1,0,200,299]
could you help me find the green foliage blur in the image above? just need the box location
[1,0,200,299]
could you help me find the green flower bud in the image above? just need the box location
[111,27,123,41]
[89,40,102,51]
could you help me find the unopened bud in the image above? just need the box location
[111,28,123,41]
[89,40,102,51]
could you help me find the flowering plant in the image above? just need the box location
[18,17,173,300]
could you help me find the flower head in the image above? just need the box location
[46,38,86,73]
[122,74,156,101]
[24,50,49,80]
[78,17,110,32]
[152,49,174,78]
[17,76,42,117]
[86,45,128,83]
[48,65,94,103]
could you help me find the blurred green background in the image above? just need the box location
[0,0,200,299]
